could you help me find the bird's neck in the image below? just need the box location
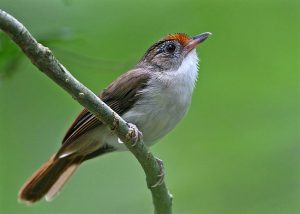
[156,49,199,96]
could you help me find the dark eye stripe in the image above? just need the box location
[140,39,178,62]
[155,41,176,55]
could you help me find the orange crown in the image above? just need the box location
[165,33,191,46]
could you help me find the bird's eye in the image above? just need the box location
[165,43,176,53]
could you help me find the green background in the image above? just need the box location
[1,0,299,213]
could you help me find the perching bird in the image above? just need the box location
[19,32,211,203]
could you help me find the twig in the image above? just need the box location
[0,9,172,214]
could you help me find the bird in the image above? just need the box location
[18,32,211,203]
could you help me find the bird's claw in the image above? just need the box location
[151,157,165,188]
[127,123,143,146]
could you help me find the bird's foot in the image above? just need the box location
[151,157,165,188]
[127,123,143,146]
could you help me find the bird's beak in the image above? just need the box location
[185,32,212,53]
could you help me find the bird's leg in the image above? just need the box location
[151,157,165,188]
[126,123,143,146]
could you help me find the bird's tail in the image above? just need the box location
[18,155,82,204]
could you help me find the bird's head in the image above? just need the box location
[138,32,211,71]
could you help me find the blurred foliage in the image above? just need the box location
[0,32,22,78]
[0,27,76,79]
[0,0,300,214]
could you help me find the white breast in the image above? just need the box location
[120,50,199,147]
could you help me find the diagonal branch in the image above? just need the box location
[0,9,172,214]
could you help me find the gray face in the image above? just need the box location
[138,40,185,71]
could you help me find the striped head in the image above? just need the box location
[138,32,211,71]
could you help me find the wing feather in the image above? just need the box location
[61,69,151,148]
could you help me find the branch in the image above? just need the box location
[0,9,172,214]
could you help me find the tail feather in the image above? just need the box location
[18,156,82,203]
[45,164,78,201]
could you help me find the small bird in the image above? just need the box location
[19,32,211,203]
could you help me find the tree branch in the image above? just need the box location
[0,9,172,214]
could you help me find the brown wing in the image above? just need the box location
[61,68,151,146]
